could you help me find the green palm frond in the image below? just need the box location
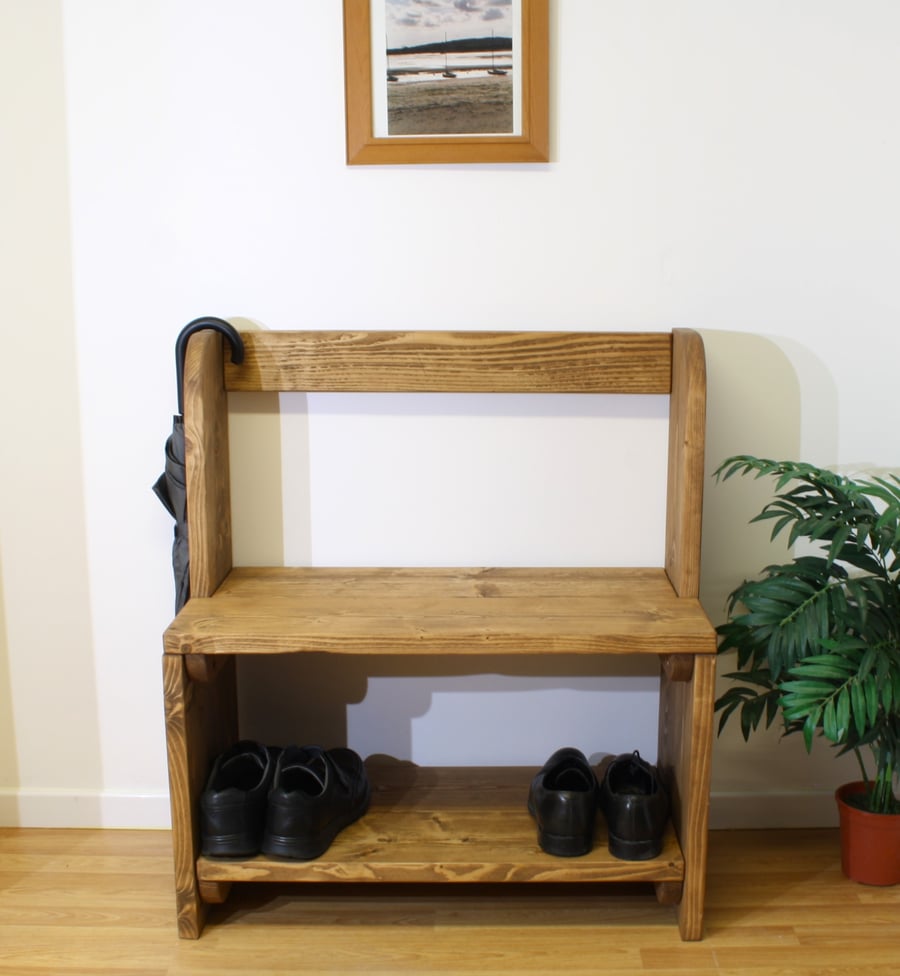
[714,456,900,814]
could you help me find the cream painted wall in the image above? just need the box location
[0,0,104,824]
[2,0,899,828]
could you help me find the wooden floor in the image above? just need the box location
[1,827,898,975]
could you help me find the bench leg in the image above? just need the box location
[162,653,238,938]
[657,653,716,941]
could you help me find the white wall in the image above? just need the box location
[2,0,898,828]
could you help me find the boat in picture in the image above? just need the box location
[442,33,456,78]
[488,30,507,75]
[387,37,398,81]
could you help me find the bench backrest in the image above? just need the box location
[182,330,707,602]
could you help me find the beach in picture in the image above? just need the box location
[375,0,520,137]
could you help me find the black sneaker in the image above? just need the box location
[200,740,278,857]
[261,746,371,860]
[599,750,669,860]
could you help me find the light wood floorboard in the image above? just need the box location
[1,827,897,974]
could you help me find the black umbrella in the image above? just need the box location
[154,317,244,613]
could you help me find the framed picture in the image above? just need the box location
[343,0,548,165]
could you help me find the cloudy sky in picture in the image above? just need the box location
[385,0,514,47]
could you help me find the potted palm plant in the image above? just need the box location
[714,456,900,885]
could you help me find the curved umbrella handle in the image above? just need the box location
[175,316,245,415]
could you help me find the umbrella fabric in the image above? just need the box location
[153,415,189,613]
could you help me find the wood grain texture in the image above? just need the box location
[164,567,718,658]
[3,827,900,975]
[183,329,233,599]
[162,653,203,939]
[196,762,683,889]
[224,330,673,394]
[657,653,717,940]
[665,328,708,599]
[163,652,238,938]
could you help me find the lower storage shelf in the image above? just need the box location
[196,760,685,891]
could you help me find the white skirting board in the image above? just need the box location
[0,788,171,829]
[0,788,840,831]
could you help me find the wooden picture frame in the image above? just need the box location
[343,0,549,165]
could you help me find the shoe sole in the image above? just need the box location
[262,784,372,861]
[607,832,663,861]
[201,832,260,859]
[536,827,593,857]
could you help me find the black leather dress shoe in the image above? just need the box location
[599,750,669,860]
[200,740,278,857]
[527,747,599,857]
[261,746,371,860]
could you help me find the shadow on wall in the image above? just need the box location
[236,652,661,763]
[698,329,857,827]
[699,330,804,621]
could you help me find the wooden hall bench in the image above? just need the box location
[162,328,717,941]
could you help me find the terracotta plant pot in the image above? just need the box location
[835,781,900,886]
